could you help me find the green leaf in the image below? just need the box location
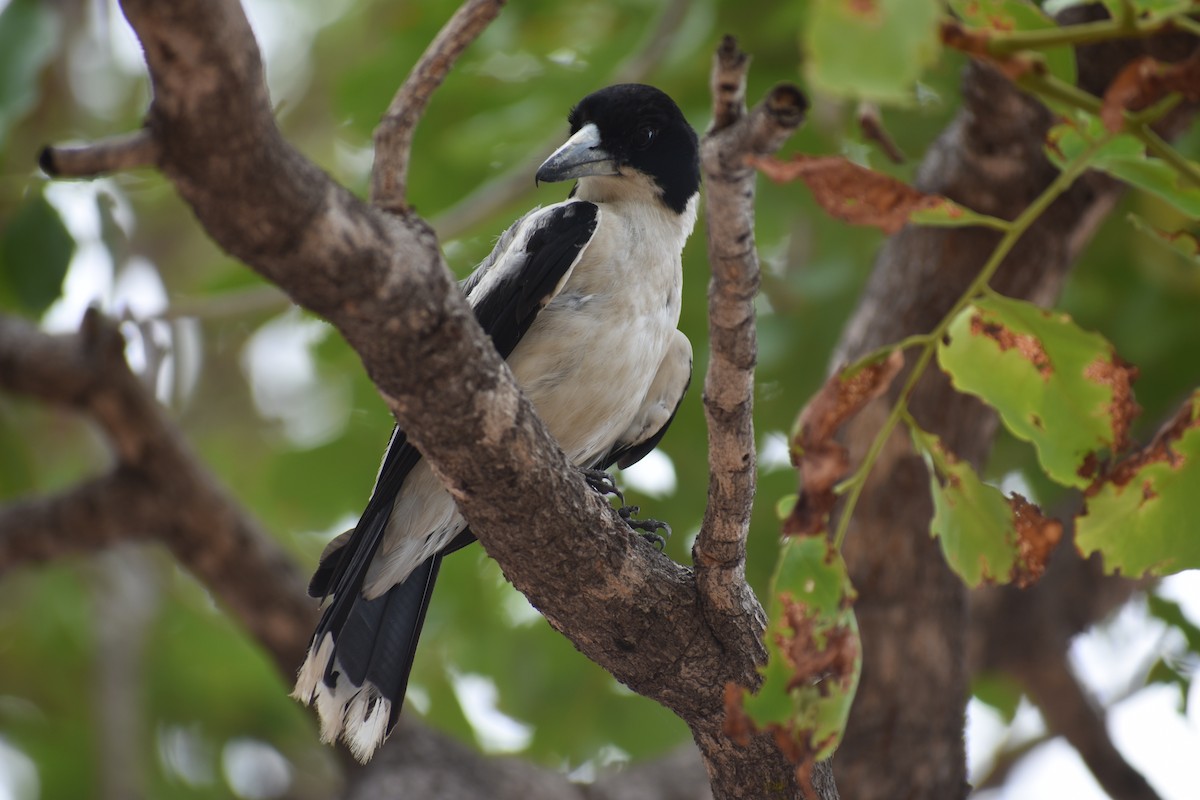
[946,0,1076,86]
[1076,391,1200,577]
[805,0,942,105]
[1147,594,1200,654]
[776,493,798,520]
[937,295,1137,489]
[972,672,1023,723]
[0,188,76,315]
[1047,118,1200,219]
[1145,658,1191,712]
[0,0,59,151]
[912,426,1034,586]
[1127,213,1200,265]
[739,536,860,762]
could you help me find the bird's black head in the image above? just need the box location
[536,84,700,215]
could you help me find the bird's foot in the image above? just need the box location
[581,468,624,505]
[618,505,671,551]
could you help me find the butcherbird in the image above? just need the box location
[292,83,700,762]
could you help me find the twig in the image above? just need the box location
[971,732,1051,793]
[39,130,159,179]
[1019,649,1164,800]
[857,102,905,165]
[371,0,507,213]
[707,36,749,134]
[695,36,807,646]
[431,0,694,240]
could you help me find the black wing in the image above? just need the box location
[309,201,600,608]
[468,201,598,359]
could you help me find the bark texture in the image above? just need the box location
[18,1,814,797]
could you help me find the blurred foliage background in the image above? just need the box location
[0,0,1198,798]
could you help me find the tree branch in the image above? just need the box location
[39,130,159,178]
[970,525,1160,800]
[696,36,807,649]
[371,0,506,212]
[0,310,315,677]
[35,2,818,795]
[692,37,824,799]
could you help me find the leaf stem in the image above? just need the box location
[985,4,1186,56]
[1017,73,1102,115]
[1135,124,1200,190]
[830,132,1114,550]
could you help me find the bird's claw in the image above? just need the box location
[581,472,671,551]
[581,468,624,505]
[618,505,671,551]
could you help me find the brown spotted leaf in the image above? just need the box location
[1077,391,1200,577]
[731,536,861,775]
[1128,213,1200,264]
[938,19,1043,81]
[787,350,904,535]
[750,154,942,234]
[911,426,1063,587]
[938,295,1139,489]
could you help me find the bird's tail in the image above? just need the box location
[291,553,442,763]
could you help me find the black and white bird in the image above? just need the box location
[292,83,700,762]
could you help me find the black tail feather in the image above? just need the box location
[332,553,443,732]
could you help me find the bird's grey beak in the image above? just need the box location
[536,123,619,184]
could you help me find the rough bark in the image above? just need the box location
[829,16,1198,800]
[17,1,812,797]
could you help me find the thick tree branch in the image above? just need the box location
[344,723,713,800]
[371,0,506,212]
[35,2,816,796]
[0,311,315,677]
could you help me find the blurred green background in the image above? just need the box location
[1,0,1198,798]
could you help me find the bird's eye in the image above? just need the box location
[634,126,656,150]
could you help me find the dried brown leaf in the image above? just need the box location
[777,596,859,693]
[939,19,1042,81]
[748,154,941,235]
[1101,50,1200,132]
[786,351,905,535]
[1007,493,1063,587]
